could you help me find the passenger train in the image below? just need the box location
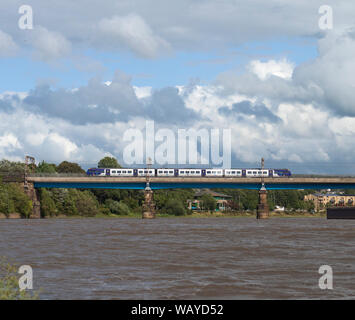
[86,168,291,177]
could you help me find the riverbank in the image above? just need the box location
[0,210,326,219]
[35,211,325,219]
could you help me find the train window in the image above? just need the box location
[169,171,173,173]
[253,171,257,174]
[112,171,116,173]
[191,171,195,174]
[207,171,211,174]
[181,171,185,174]
[232,171,235,174]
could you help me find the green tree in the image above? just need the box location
[201,194,217,211]
[98,157,121,168]
[74,190,100,217]
[105,199,131,215]
[39,189,57,217]
[7,184,32,218]
[0,160,25,174]
[57,161,85,174]
[36,161,57,174]
[164,199,186,216]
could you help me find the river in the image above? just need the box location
[0,217,354,299]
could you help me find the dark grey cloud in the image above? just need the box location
[20,70,199,125]
[23,71,141,124]
[147,87,200,124]
[219,100,281,123]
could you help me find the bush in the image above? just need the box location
[0,257,39,300]
[7,184,32,218]
[40,189,57,217]
[105,199,131,215]
[164,199,186,216]
[74,190,100,217]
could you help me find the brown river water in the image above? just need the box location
[0,217,355,300]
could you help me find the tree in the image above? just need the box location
[36,161,57,174]
[0,160,25,174]
[164,199,186,216]
[201,194,217,212]
[7,183,32,218]
[40,189,57,217]
[98,157,121,168]
[57,161,85,174]
[73,190,99,217]
[105,199,131,215]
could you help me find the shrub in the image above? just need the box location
[164,199,186,216]
[105,199,131,215]
[40,189,57,217]
[0,257,39,300]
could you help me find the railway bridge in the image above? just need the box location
[21,175,355,219]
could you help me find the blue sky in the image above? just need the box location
[1,1,355,174]
[0,37,318,92]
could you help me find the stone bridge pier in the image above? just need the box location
[23,182,41,219]
[142,188,156,219]
[257,184,269,219]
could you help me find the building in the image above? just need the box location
[187,189,232,211]
[304,193,355,211]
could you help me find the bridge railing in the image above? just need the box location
[28,173,87,177]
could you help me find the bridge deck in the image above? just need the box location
[28,177,355,183]
[28,176,355,190]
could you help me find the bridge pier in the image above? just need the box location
[142,189,156,219]
[23,182,41,219]
[257,185,269,219]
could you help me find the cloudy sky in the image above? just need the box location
[1,1,355,173]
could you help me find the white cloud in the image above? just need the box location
[30,26,71,61]
[97,14,171,58]
[0,30,18,57]
[249,59,295,80]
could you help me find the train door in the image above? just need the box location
[242,169,246,177]
[174,169,179,177]
[202,169,206,177]
[105,169,110,176]
[133,169,138,177]
[269,170,273,177]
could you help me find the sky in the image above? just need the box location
[1,1,355,174]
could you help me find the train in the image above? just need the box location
[86,168,291,177]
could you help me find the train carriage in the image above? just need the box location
[205,169,224,177]
[157,169,175,177]
[87,167,291,178]
[178,169,202,177]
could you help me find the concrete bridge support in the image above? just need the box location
[24,182,41,219]
[257,186,269,219]
[142,189,156,219]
